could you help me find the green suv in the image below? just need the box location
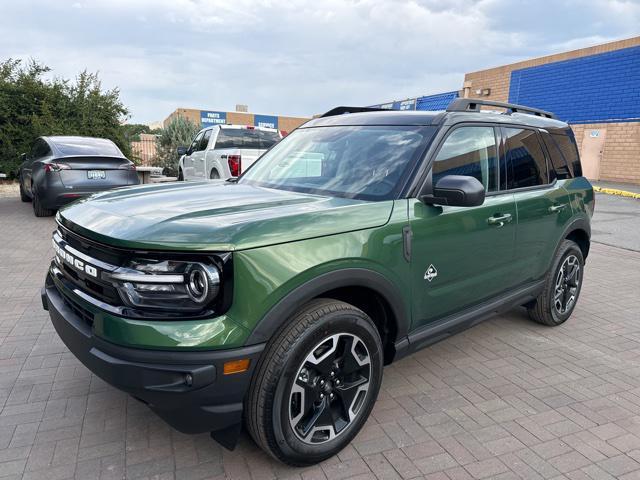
[42,99,594,465]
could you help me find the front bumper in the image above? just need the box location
[42,272,264,439]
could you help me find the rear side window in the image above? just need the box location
[30,139,51,159]
[551,132,582,178]
[215,128,279,149]
[505,128,548,189]
[541,132,571,180]
[432,126,499,193]
[200,130,212,150]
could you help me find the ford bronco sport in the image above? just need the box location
[42,99,594,466]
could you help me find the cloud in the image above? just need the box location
[0,0,637,123]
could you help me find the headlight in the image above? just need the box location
[103,258,222,313]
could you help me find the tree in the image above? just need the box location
[154,116,199,177]
[0,58,130,177]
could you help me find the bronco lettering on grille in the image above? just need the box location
[52,240,98,278]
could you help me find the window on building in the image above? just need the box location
[505,128,548,189]
[432,126,499,193]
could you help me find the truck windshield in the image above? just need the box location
[239,125,434,200]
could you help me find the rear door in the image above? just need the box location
[503,127,574,285]
[410,124,518,328]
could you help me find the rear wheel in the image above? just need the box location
[210,169,220,179]
[246,299,383,466]
[178,168,184,181]
[528,239,584,326]
[19,178,30,202]
[32,190,55,217]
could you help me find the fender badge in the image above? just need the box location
[424,264,438,282]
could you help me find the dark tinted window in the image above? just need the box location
[259,130,281,149]
[30,139,51,159]
[200,130,212,150]
[505,128,548,189]
[215,128,279,149]
[541,132,571,180]
[551,132,582,177]
[52,137,123,156]
[189,132,203,153]
[433,126,499,192]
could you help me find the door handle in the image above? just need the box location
[549,204,567,213]
[487,213,513,228]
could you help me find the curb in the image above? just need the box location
[593,186,640,199]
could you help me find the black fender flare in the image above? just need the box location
[244,268,410,346]
[558,215,591,257]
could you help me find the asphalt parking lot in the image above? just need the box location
[1,186,639,480]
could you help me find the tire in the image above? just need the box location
[246,299,383,466]
[527,239,584,326]
[178,169,184,181]
[32,190,55,217]
[210,169,220,180]
[19,178,31,202]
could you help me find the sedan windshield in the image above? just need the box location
[239,125,434,200]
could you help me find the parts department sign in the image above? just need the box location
[200,111,227,128]
[254,114,278,129]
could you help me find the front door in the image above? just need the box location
[410,125,517,329]
[580,128,606,181]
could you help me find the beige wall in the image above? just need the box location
[463,36,640,184]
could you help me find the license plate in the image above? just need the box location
[87,170,106,179]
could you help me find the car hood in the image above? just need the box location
[58,181,394,251]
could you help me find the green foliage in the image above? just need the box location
[0,58,130,177]
[122,123,156,143]
[154,116,199,176]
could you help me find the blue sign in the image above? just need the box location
[254,114,278,129]
[200,111,227,128]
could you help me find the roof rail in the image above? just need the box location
[446,98,556,119]
[320,106,388,118]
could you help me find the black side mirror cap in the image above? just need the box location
[421,175,485,207]
[176,146,188,156]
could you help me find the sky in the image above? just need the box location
[1,0,639,124]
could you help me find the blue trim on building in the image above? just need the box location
[509,45,640,124]
[416,91,459,111]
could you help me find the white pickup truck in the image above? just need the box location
[178,125,281,180]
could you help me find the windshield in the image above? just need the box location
[239,125,434,200]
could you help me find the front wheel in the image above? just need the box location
[528,239,584,326]
[19,178,31,202]
[246,299,383,466]
[177,168,184,181]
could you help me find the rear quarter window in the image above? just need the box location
[541,132,572,180]
[505,128,548,189]
[551,131,582,178]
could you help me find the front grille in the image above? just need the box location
[60,289,94,327]
[54,224,124,306]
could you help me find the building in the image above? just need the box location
[373,36,640,184]
[163,106,308,134]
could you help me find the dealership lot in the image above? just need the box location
[0,189,639,480]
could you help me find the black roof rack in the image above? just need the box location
[320,106,388,118]
[446,98,556,119]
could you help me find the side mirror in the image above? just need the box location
[20,153,27,162]
[176,146,188,156]
[421,175,485,207]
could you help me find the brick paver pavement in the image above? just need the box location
[1,192,640,480]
